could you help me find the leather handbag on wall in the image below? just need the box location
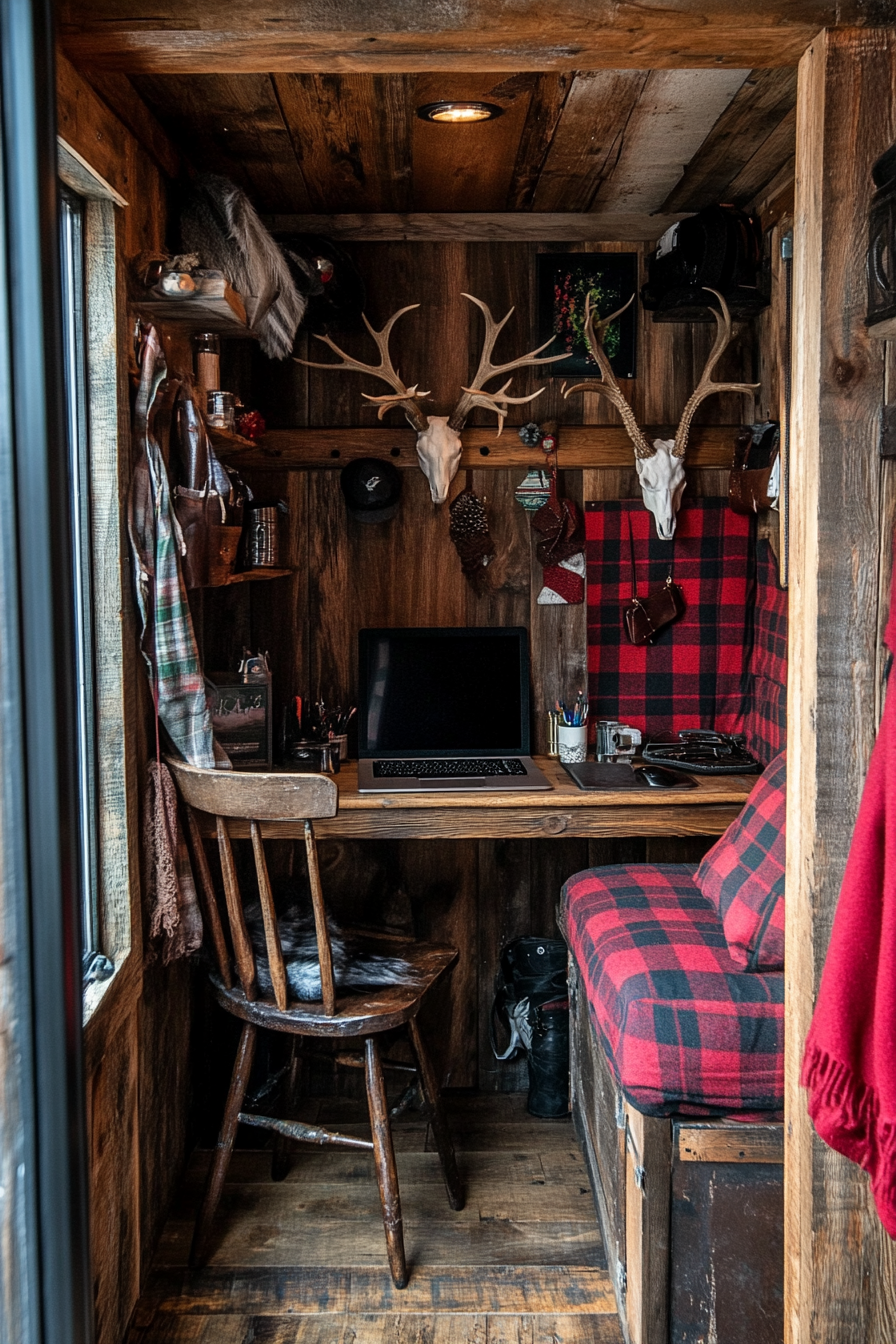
[624,575,686,646]
[622,515,685,645]
[728,421,780,515]
[172,382,249,588]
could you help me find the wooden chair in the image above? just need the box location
[168,758,464,1288]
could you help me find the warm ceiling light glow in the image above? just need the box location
[416,101,503,124]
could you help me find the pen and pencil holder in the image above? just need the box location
[557,724,588,763]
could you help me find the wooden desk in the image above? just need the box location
[195,759,754,841]
[189,760,754,1091]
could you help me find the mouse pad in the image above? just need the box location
[562,762,696,791]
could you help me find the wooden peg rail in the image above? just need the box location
[209,423,739,472]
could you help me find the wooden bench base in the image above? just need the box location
[569,963,783,1344]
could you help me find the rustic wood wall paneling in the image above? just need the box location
[200,236,759,1097]
[786,28,896,1344]
[56,62,204,1344]
[87,1007,140,1344]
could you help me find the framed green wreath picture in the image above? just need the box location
[535,252,638,378]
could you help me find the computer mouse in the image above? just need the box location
[638,765,689,789]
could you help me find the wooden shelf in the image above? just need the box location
[211,424,739,472]
[207,426,259,454]
[225,568,293,585]
[129,276,254,336]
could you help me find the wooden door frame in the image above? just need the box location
[787,27,896,1344]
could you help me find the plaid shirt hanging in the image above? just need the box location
[128,325,216,768]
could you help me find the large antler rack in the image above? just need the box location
[448,293,567,436]
[561,295,654,460]
[294,305,430,433]
[672,288,759,458]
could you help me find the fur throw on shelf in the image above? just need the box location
[243,899,419,1003]
[180,173,306,359]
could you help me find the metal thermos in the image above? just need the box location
[247,506,279,568]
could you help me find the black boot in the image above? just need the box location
[526,995,570,1118]
[491,938,570,1118]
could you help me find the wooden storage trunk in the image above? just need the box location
[569,962,784,1344]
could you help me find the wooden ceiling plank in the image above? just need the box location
[131,72,311,211]
[661,67,798,212]
[506,73,574,212]
[595,68,750,214]
[262,213,688,241]
[411,74,533,212]
[531,71,650,213]
[271,74,414,213]
[725,104,797,206]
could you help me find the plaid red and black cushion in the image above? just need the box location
[585,499,754,739]
[696,751,786,970]
[561,864,784,1117]
[744,540,788,764]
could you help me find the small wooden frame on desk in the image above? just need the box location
[192,759,753,841]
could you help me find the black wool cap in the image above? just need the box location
[340,457,402,524]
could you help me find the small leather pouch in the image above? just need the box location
[622,514,685,646]
[624,575,685,645]
[728,421,780,515]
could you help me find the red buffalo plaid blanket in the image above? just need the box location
[585,499,754,739]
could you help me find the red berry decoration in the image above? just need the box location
[236,409,267,440]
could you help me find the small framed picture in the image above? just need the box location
[535,252,639,378]
[208,676,272,767]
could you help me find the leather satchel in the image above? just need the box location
[172,382,249,588]
[624,575,685,646]
[728,421,780,515]
[622,514,685,645]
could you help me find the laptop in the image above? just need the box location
[356,627,552,793]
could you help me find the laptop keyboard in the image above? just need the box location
[373,758,527,779]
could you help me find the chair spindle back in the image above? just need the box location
[168,760,339,1014]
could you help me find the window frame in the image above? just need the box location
[57,139,135,1023]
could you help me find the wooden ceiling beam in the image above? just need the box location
[57,2,841,74]
[261,213,687,242]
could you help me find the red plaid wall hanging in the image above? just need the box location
[586,498,755,739]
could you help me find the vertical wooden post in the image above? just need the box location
[788,28,896,1344]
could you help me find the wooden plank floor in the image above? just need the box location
[127,1093,623,1344]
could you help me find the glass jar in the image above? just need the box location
[193,331,220,401]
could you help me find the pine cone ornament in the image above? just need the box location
[449,484,496,594]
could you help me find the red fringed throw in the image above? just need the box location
[802,547,896,1238]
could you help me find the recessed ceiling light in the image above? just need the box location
[416,101,503,124]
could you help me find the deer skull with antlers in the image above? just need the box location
[563,288,758,540]
[296,295,566,504]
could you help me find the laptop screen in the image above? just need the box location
[358,627,530,757]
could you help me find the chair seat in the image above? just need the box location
[210,938,459,1037]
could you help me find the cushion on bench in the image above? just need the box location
[695,751,786,971]
[560,864,784,1118]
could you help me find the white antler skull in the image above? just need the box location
[563,289,758,539]
[296,295,565,505]
[636,440,686,541]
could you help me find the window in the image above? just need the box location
[59,185,111,986]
